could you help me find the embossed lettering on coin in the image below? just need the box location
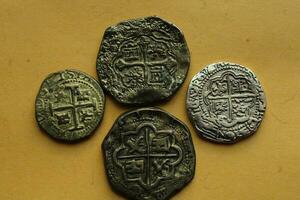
[97,16,190,105]
[187,62,266,143]
[102,108,195,200]
[35,69,105,141]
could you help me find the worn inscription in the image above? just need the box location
[186,62,266,143]
[97,16,190,105]
[35,69,105,141]
[102,108,195,200]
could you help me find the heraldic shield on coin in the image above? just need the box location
[35,69,105,141]
[187,62,266,143]
[96,16,190,105]
[102,108,195,200]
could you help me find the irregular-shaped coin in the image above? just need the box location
[187,62,266,143]
[97,16,190,105]
[35,69,105,141]
[102,107,195,200]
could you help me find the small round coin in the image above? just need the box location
[96,16,190,105]
[35,69,105,141]
[186,62,266,143]
[102,107,195,200]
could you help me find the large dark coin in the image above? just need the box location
[96,16,190,105]
[102,107,195,200]
[35,69,105,141]
[186,62,266,144]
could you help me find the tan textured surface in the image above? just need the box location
[0,0,299,199]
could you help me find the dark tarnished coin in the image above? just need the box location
[96,16,190,105]
[102,107,195,200]
[187,62,266,143]
[35,69,105,141]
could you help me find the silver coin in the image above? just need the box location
[186,62,266,143]
[96,16,190,105]
[102,107,195,200]
[35,69,105,141]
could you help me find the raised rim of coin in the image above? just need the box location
[186,62,266,144]
[35,69,105,142]
[96,16,190,105]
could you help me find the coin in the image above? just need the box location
[186,62,266,143]
[35,69,105,141]
[102,107,195,200]
[96,16,190,105]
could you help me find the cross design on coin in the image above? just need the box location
[114,36,177,87]
[205,72,257,127]
[50,83,95,131]
[113,123,183,189]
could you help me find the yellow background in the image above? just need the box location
[0,0,299,199]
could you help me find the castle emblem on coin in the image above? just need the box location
[102,108,195,200]
[187,62,266,143]
[35,69,105,141]
[97,16,190,105]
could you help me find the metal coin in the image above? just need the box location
[186,62,266,143]
[96,16,190,105]
[35,69,105,141]
[102,107,195,200]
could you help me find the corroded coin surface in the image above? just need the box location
[97,16,190,105]
[35,69,105,141]
[187,62,266,143]
[102,108,195,200]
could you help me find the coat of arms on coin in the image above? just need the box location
[35,69,105,141]
[102,108,195,200]
[96,16,190,105]
[187,62,266,143]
